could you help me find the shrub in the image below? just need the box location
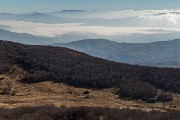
[0,63,10,74]
[0,81,12,95]
[118,80,157,101]
[156,91,173,102]
[23,70,50,83]
[83,91,90,95]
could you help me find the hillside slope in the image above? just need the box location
[2,65,179,110]
[0,40,180,102]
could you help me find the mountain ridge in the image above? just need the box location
[0,29,61,45]
[53,39,180,68]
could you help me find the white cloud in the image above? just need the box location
[0,20,173,37]
[137,10,180,25]
[84,9,180,26]
[81,9,178,18]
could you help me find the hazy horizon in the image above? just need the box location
[0,0,180,44]
[1,0,180,13]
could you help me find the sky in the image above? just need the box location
[0,0,180,13]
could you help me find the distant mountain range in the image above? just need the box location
[0,12,63,23]
[53,39,180,68]
[0,29,61,45]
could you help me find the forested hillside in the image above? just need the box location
[0,40,180,102]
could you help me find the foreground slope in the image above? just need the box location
[0,65,180,111]
[0,105,180,120]
[54,39,180,68]
[0,40,180,102]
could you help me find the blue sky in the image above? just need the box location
[0,0,180,13]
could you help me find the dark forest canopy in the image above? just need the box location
[0,40,179,102]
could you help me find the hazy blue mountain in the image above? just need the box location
[0,29,61,45]
[53,39,180,68]
[0,12,63,23]
[59,10,87,13]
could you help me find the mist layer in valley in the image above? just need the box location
[1,9,180,44]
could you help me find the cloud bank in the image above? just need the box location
[0,20,179,37]
[0,9,180,41]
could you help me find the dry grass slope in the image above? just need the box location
[0,65,179,112]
